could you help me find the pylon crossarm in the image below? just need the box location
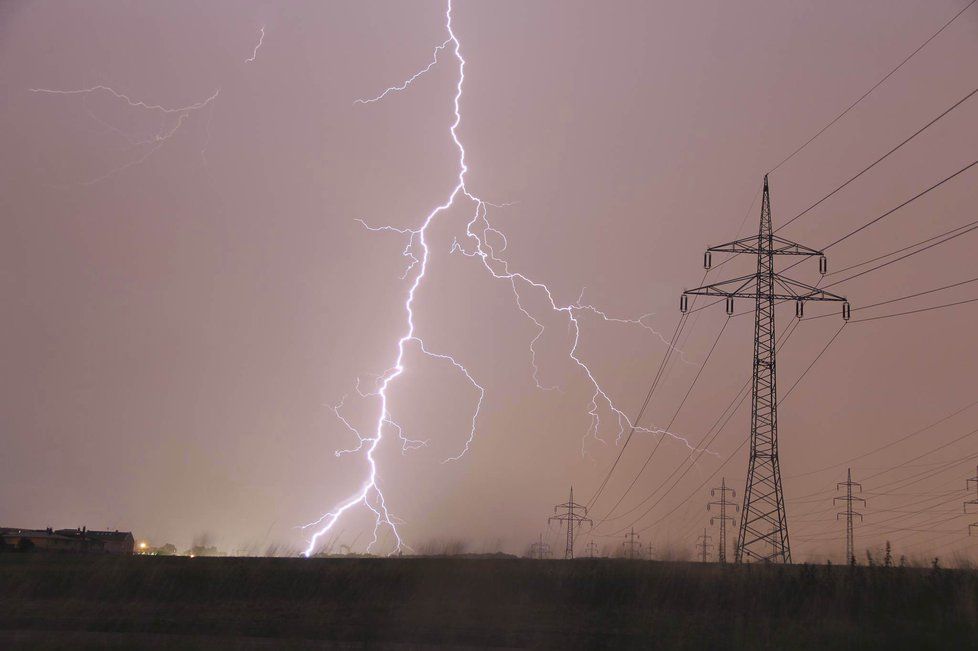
[684,273,757,298]
[707,234,823,257]
[771,275,847,302]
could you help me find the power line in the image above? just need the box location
[768,0,977,173]
[660,321,847,541]
[828,219,978,277]
[787,396,978,479]
[586,312,688,510]
[596,320,801,528]
[779,158,978,279]
[778,321,846,404]
[851,295,978,323]
[804,276,978,322]
[627,316,842,537]
[595,316,731,525]
[822,223,978,289]
[608,317,802,528]
[775,87,978,233]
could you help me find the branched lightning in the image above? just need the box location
[28,85,220,186]
[302,0,710,557]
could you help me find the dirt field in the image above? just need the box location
[1,555,975,649]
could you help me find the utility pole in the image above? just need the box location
[549,486,592,559]
[623,527,641,560]
[697,529,714,563]
[965,465,978,535]
[834,468,865,565]
[681,175,849,563]
[708,477,738,564]
[584,541,599,558]
[529,533,552,560]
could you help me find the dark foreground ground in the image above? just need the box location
[1,555,976,650]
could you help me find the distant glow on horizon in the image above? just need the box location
[301,0,705,558]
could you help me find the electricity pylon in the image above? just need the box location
[529,533,552,560]
[965,466,978,535]
[549,486,592,559]
[646,542,654,561]
[681,175,849,563]
[623,527,641,559]
[834,468,865,564]
[584,541,599,558]
[708,477,738,564]
[697,529,714,563]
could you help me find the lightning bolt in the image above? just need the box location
[246,25,265,63]
[28,85,220,187]
[302,0,709,557]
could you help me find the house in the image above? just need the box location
[0,526,134,554]
[56,528,135,554]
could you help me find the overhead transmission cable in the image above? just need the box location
[585,311,689,510]
[768,0,977,174]
[775,87,977,233]
[602,319,804,532]
[594,316,731,525]
[787,396,978,479]
[627,319,846,536]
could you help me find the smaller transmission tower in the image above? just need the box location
[708,477,738,564]
[697,529,714,563]
[549,486,592,559]
[646,542,654,561]
[529,533,552,560]
[623,527,642,559]
[834,468,865,564]
[584,541,599,558]
[965,466,978,535]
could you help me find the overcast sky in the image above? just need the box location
[2,0,977,560]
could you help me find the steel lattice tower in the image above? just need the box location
[529,533,552,559]
[965,466,978,536]
[708,477,738,564]
[549,487,592,559]
[834,468,865,564]
[623,527,641,560]
[696,529,714,563]
[682,175,849,563]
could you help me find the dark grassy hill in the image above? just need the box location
[0,555,975,649]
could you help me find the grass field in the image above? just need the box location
[1,555,976,649]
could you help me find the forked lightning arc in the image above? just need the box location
[300,0,707,557]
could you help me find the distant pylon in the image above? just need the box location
[696,528,714,563]
[529,533,552,560]
[623,527,641,559]
[682,175,849,564]
[834,468,865,564]
[584,541,599,558]
[549,486,592,559]
[708,477,738,564]
[646,542,654,561]
[965,465,978,535]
